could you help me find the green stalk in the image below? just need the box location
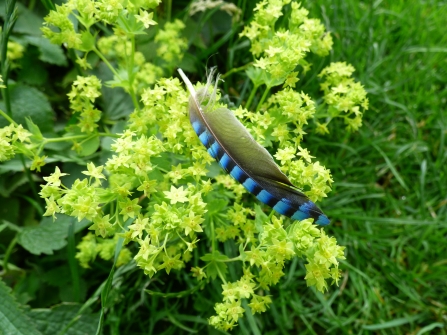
[127,35,140,111]
[2,236,17,273]
[67,220,80,302]
[0,0,18,117]
[166,0,172,22]
[92,47,120,78]
[256,85,271,112]
[0,108,17,125]
[221,63,252,79]
[245,84,259,110]
[210,217,216,252]
[20,154,39,200]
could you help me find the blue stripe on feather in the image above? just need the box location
[192,120,204,135]
[256,190,276,207]
[230,165,244,181]
[220,153,231,169]
[299,201,315,215]
[198,131,209,146]
[207,141,221,159]
[273,200,295,216]
[316,214,330,226]
[291,210,308,221]
[243,178,259,194]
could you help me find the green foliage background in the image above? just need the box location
[0,0,446,334]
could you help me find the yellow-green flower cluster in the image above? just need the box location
[42,0,160,45]
[206,208,344,330]
[240,0,333,87]
[209,273,266,331]
[76,233,132,268]
[0,124,31,162]
[318,62,369,132]
[67,75,102,133]
[155,20,188,73]
[6,41,25,68]
[275,145,333,203]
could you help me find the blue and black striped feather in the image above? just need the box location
[178,69,330,226]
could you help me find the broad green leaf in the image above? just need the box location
[254,204,268,234]
[0,158,25,174]
[24,36,67,66]
[17,215,73,255]
[246,66,264,87]
[204,260,228,280]
[25,117,43,141]
[80,136,100,156]
[27,303,98,335]
[18,47,49,85]
[206,198,228,216]
[0,85,53,132]
[200,251,229,279]
[102,87,134,120]
[79,30,97,52]
[0,278,42,335]
[116,12,146,35]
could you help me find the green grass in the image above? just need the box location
[1,0,446,334]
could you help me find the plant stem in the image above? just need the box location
[256,85,271,112]
[210,217,216,252]
[245,84,259,110]
[127,35,140,111]
[67,219,80,302]
[0,0,18,117]
[93,47,120,78]
[0,108,18,125]
[221,63,252,79]
[20,154,39,200]
[166,0,172,22]
[216,265,227,284]
[2,236,17,273]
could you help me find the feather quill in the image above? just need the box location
[177,68,330,225]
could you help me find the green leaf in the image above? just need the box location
[204,260,228,280]
[0,85,53,132]
[17,47,49,85]
[200,251,229,262]
[17,215,74,255]
[0,278,42,335]
[80,136,100,156]
[206,198,228,216]
[79,30,97,52]
[116,12,146,35]
[27,303,98,335]
[246,66,265,87]
[0,158,25,174]
[254,204,268,234]
[24,36,67,66]
[102,87,134,120]
[200,251,229,280]
[25,117,44,141]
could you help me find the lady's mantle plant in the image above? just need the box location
[0,0,369,331]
